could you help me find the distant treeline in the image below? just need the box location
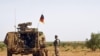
[0,41,86,48]
[1,32,100,51]
[47,33,100,51]
[0,41,87,52]
[46,41,86,48]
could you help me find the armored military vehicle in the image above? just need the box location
[4,22,47,56]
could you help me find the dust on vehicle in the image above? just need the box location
[4,22,47,56]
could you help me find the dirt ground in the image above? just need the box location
[1,50,100,56]
[0,47,100,56]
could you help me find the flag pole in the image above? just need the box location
[36,21,40,48]
[36,14,44,48]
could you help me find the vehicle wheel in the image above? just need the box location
[32,50,44,56]
[7,50,12,56]
[32,52,36,56]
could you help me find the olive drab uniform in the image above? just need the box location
[53,36,60,56]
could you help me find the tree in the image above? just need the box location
[86,33,100,51]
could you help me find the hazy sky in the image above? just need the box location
[0,0,100,41]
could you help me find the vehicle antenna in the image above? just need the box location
[14,8,16,32]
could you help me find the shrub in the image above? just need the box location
[86,33,100,51]
[0,42,6,51]
[60,42,66,47]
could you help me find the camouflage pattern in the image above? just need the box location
[4,32,18,51]
[53,35,60,56]
[4,22,48,56]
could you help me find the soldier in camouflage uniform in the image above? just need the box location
[40,37,48,56]
[53,35,60,56]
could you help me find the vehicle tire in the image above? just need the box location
[32,50,44,56]
[7,50,12,56]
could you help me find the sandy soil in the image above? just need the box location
[1,48,100,56]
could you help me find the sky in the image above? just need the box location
[0,0,100,41]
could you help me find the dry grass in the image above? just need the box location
[1,46,100,56]
[47,46,100,56]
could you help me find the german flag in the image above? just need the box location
[40,14,44,23]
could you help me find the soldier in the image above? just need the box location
[40,37,48,56]
[53,35,60,56]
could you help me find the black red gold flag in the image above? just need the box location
[40,14,44,23]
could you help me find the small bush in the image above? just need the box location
[65,48,70,51]
[60,43,66,47]
[0,42,5,51]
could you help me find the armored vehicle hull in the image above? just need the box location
[4,22,47,56]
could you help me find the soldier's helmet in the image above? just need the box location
[55,35,58,39]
